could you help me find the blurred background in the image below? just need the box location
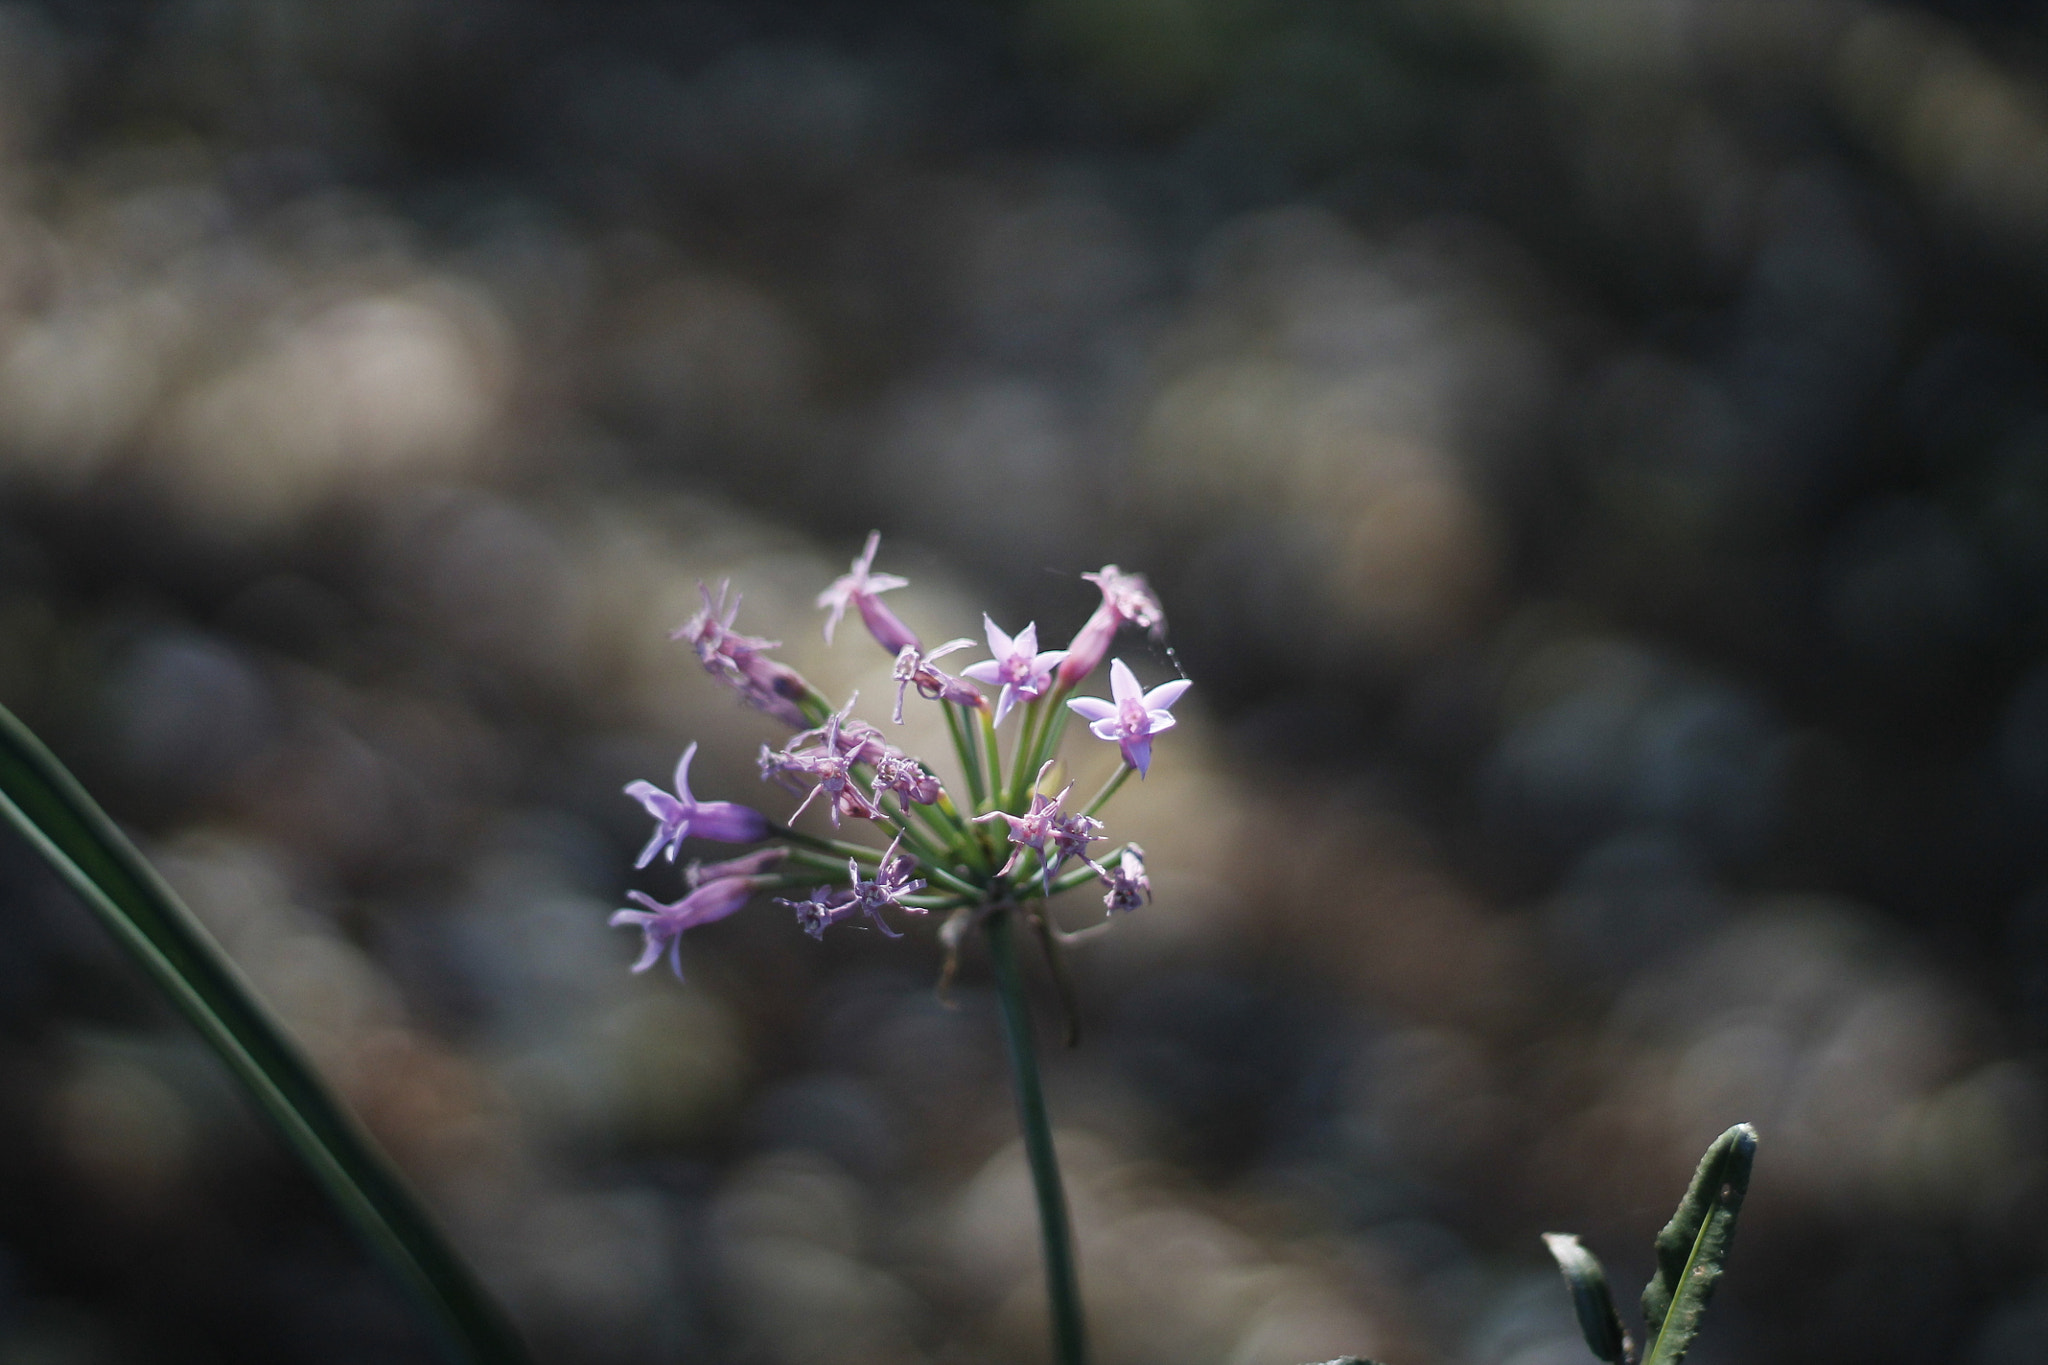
[0,0,2044,1361]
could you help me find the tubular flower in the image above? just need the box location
[625,742,770,867]
[962,616,1068,725]
[1067,659,1191,777]
[685,847,788,889]
[819,530,921,655]
[1057,566,1166,686]
[611,874,767,977]
[675,581,819,728]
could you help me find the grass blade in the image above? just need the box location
[1640,1123,1757,1365]
[0,702,532,1365]
[1543,1232,1632,1363]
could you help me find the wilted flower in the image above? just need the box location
[684,847,789,889]
[1097,844,1149,913]
[675,581,819,728]
[892,639,984,722]
[624,741,770,867]
[975,763,1080,895]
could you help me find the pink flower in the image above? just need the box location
[674,581,817,728]
[762,702,885,827]
[973,763,1093,895]
[778,838,926,939]
[962,616,1069,725]
[818,531,921,655]
[684,847,788,888]
[625,742,770,868]
[1057,566,1166,687]
[1066,659,1191,776]
[611,875,762,977]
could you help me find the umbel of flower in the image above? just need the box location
[615,531,1190,978]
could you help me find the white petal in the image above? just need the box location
[1089,717,1122,741]
[1145,711,1178,734]
[1142,679,1192,712]
[1014,621,1038,655]
[962,660,1004,685]
[1067,697,1116,723]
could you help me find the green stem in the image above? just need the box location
[980,708,1005,812]
[984,908,1089,1365]
[945,703,986,809]
[1080,763,1133,819]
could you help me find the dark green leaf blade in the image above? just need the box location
[0,702,531,1365]
[1641,1123,1758,1365]
[1543,1232,1631,1363]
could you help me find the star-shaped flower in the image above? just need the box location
[962,616,1069,725]
[624,741,770,868]
[1097,844,1150,913]
[1066,659,1191,777]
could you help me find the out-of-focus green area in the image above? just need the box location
[0,1,2045,1362]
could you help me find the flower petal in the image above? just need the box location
[672,741,700,801]
[1144,710,1178,735]
[1014,621,1038,655]
[982,613,1013,658]
[1141,679,1192,712]
[1067,697,1116,723]
[1123,734,1153,775]
[1109,658,1141,705]
[961,660,1003,685]
[1088,716,1122,741]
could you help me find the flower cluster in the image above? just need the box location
[612,535,1184,977]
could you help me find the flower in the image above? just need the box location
[611,875,762,977]
[625,741,770,867]
[1097,844,1150,912]
[818,531,921,655]
[684,847,788,888]
[872,751,943,805]
[779,837,927,939]
[974,763,1084,895]
[1066,658,1191,776]
[675,581,818,728]
[763,702,884,827]
[891,640,984,722]
[962,616,1069,725]
[1057,566,1166,686]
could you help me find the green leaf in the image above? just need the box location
[1543,1232,1631,1363]
[0,702,531,1365]
[1640,1123,1758,1365]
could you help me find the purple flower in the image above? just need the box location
[891,640,984,722]
[962,616,1069,725]
[778,837,927,939]
[974,763,1085,895]
[872,751,943,806]
[763,702,884,827]
[625,742,770,868]
[611,875,761,977]
[818,531,921,655]
[675,581,817,728]
[1057,566,1166,687]
[1066,659,1191,776]
[1097,844,1150,913]
[685,846,788,888]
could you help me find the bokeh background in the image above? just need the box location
[0,0,2045,1361]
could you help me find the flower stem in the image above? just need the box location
[980,708,1005,812]
[1080,763,1133,818]
[984,907,1089,1365]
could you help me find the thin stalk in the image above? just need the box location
[1007,696,1046,809]
[979,709,1005,812]
[767,822,881,864]
[1080,763,1133,819]
[984,908,1088,1365]
[1017,682,1072,807]
[945,703,986,808]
